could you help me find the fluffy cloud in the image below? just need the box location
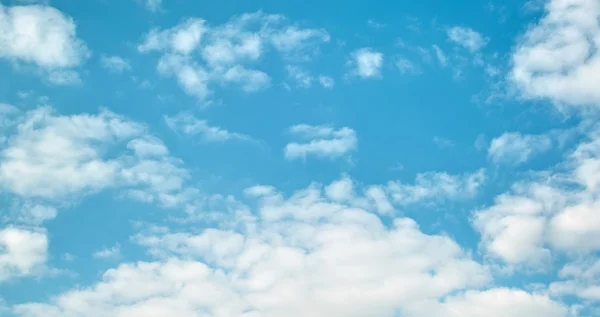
[511,0,600,108]
[348,48,383,78]
[473,125,600,269]
[165,112,255,143]
[0,227,47,282]
[100,55,131,73]
[0,4,88,83]
[488,132,553,165]
[284,124,357,160]
[447,26,488,52]
[139,12,329,99]
[12,177,572,317]
[0,106,198,218]
[387,169,486,206]
[550,259,600,302]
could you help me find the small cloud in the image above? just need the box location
[348,48,384,79]
[474,134,487,151]
[165,112,256,143]
[100,55,131,73]
[395,57,419,74]
[488,132,552,165]
[432,45,447,67]
[318,75,335,88]
[447,26,488,52]
[138,0,163,12]
[284,124,357,160]
[92,243,121,259]
[286,65,313,88]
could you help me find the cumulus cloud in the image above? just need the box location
[0,227,47,282]
[0,106,199,218]
[387,169,486,206]
[165,112,256,143]
[349,48,384,78]
[284,124,357,160]
[0,4,89,83]
[473,125,600,270]
[12,176,572,317]
[550,258,600,302]
[488,132,553,165]
[138,12,330,99]
[511,0,600,109]
[447,26,488,52]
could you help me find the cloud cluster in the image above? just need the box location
[12,178,571,317]
[138,12,330,99]
[473,125,600,272]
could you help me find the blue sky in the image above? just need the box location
[1,0,600,316]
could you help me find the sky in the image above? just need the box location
[0,0,600,316]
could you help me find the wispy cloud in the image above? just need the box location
[165,112,256,143]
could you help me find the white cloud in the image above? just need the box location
[0,4,89,83]
[15,204,58,225]
[100,55,131,73]
[14,178,524,317]
[165,112,255,143]
[395,57,418,74]
[510,0,600,109]
[488,132,552,165]
[284,124,357,160]
[447,26,488,52]
[0,106,199,214]
[387,169,486,206]
[14,177,572,317]
[221,65,270,92]
[0,107,142,198]
[139,13,329,99]
[426,288,569,317]
[127,136,169,158]
[139,0,162,12]
[270,26,330,60]
[318,75,334,88]
[93,243,121,259]
[473,126,600,269]
[0,227,47,282]
[286,65,312,88]
[550,259,600,302]
[432,45,447,66]
[47,69,81,85]
[349,48,384,78]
